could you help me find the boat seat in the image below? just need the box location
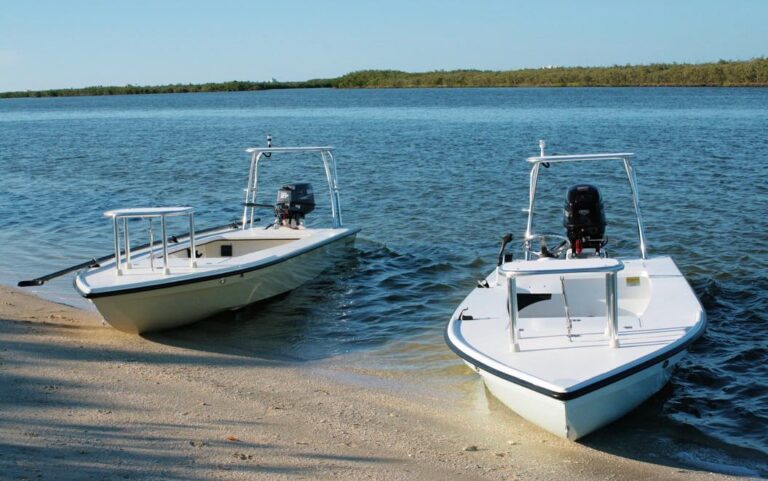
[517,293,552,311]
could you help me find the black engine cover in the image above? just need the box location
[563,184,606,251]
[276,183,315,218]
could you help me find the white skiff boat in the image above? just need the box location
[20,143,360,333]
[445,141,706,440]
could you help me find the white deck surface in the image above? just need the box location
[76,227,355,295]
[449,256,705,394]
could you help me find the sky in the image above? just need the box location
[1,0,766,91]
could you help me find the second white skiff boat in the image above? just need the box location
[20,143,360,333]
[445,141,706,440]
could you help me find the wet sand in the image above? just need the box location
[0,285,749,480]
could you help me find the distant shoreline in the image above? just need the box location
[2,58,766,98]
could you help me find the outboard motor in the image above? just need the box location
[563,184,606,255]
[275,183,315,228]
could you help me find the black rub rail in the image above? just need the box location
[443,317,705,401]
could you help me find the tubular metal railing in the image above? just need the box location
[523,141,646,260]
[104,207,195,276]
[242,146,343,230]
[499,259,625,352]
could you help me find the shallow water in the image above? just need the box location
[1,88,766,474]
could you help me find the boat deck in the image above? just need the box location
[75,227,356,296]
[448,256,705,395]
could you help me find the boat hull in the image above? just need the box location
[474,350,685,440]
[88,234,355,333]
[446,256,706,440]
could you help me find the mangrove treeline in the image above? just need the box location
[2,58,766,98]
[0,78,333,98]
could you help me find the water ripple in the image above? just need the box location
[1,88,766,471]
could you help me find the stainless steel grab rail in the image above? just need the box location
[104,207,195,276]
[499,260,625,352]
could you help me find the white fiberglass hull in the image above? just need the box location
[78,229,357,334]
[473,350,684,440]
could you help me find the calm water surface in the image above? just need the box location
[1,88,766,475]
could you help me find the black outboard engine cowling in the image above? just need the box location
[563,184,606,255]
[276,183,315,227]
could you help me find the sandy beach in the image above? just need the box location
[0,285,750,480]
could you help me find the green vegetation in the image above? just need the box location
[0,79,333,98]
[333,58,768,88]
[2,58,766,98]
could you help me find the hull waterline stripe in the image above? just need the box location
[77,228,360,299]
[443,318,705,401]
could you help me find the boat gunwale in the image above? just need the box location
[75,226,360,299]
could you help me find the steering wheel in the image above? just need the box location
[524,234,571,259]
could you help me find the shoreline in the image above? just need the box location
[2,84,768,101]
[0,285,752,480]
[2,58,767,98]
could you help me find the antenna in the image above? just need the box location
[539,139,546,157]
[264,134,273,158]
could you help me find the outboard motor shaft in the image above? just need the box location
[563,184,606,255]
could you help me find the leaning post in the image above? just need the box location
[188,212,197,269]
[161,215,170,275]
[507,274,520,352]
[606,272,620,348]
[113,216,122,276]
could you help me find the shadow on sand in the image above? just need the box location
[0,316,397,480]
